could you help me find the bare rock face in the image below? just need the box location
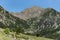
[13,6,45,20]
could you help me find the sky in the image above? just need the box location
[0,0,60,12]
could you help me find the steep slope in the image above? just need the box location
[0,6,28,32]
[26,8,60,39]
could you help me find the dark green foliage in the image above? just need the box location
[4,28,10,34]
[15,26,24,34]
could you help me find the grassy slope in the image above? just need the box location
[0,28,54,40]
[18,33,54,40]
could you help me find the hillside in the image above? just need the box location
[0,28,53,40]
[0,5,28,33]
[26,8,60,39]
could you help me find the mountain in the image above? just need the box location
[12,6,60,39]
[0,6,28,33]
[0,5,60,40]
[13,6,44,20]
[26,8,60,39]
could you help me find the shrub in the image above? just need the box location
[4,28,10,34]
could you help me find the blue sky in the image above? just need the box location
[0,0,60,12]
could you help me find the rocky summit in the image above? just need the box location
[13,6,45,20]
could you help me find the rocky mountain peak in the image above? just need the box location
[13,6,45,20]
[30,6,43,10]
[22,6,44,14]
[0,5,4,11]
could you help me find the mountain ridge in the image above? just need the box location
[13,6,58,20]
[0,5,28,33]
